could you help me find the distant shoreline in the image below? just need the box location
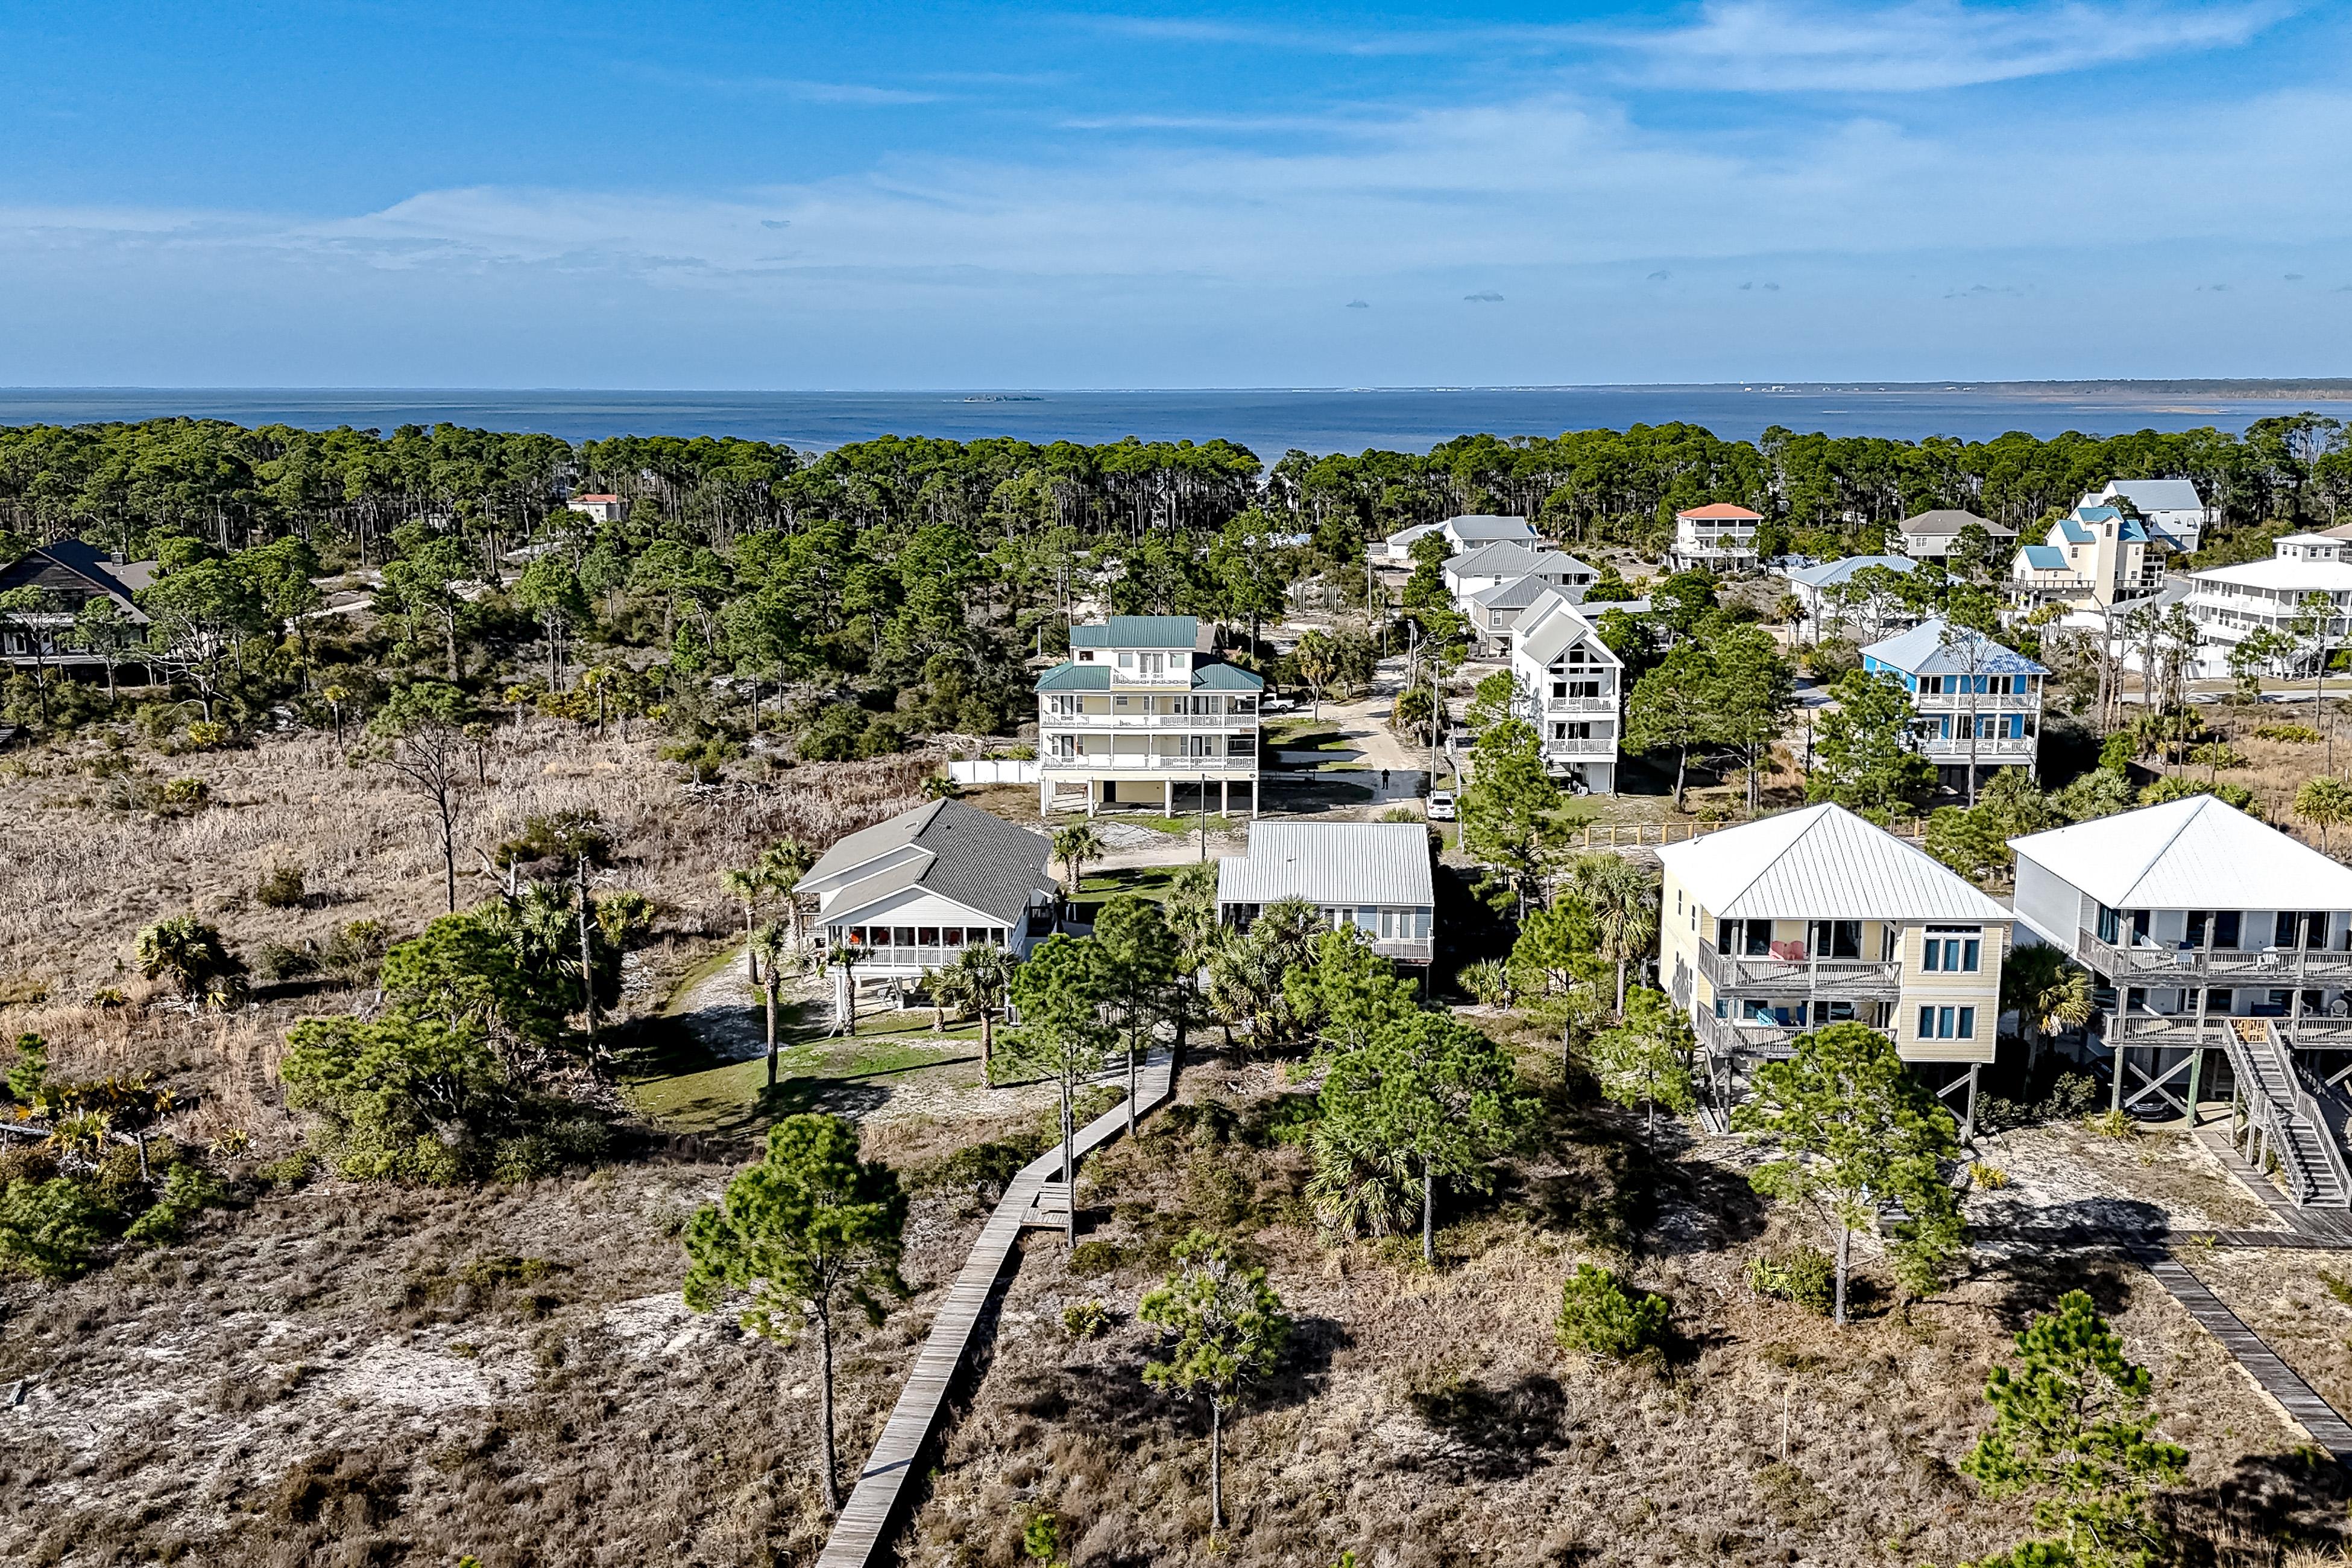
[4,379,2349,397]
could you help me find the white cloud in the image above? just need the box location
[1610,0,2291,92]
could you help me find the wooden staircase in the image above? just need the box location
[2222,1018,2351,1209]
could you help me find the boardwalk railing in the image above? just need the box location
[815,1050,1178,1568]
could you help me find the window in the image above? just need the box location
[917,927,939,946]
[894,927,915,946]
[1923,927,1981,972]
[1918,1006,1972,1039]
[1357,906,1378,932]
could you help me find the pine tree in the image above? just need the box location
[1960,1289,2188,1567]
[682,1114,909,1515]
[1587,986,1696,1149]
[1733,1021,1961,1325]
[1139,1230,1291,1535]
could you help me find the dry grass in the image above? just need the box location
[0,728,941,1148]
[0,1162,989,1567]
[905,1071,2350,1568]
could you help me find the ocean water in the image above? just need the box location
[2,385,2348,456]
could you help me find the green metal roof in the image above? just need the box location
[1190,661,1264,691]
[1068,616,1198,649]
[1032,659,1262,693]
[1035,664,1112,691]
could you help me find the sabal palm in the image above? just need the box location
[1574,855,1660,1015]
[937,943,1014,1082]
[1053,823,1103,895]
[752,922,794,1086]
[2297,775,2352,854]
[2000,944,2090,1066]
[722,866,764,983]
[759,839,815,949]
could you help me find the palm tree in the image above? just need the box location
[2297,775,2352,855]
[1053,822,1103,900]
[722,866,764,984]
[760,838,816,951]
[752,922,793,1087]
[1458,959,1512,1009]
[2001,943,2091,1072]
[827,941,865,1037]
[1574,855,1659,1015]
[934,943,1014,1083]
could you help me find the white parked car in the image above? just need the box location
[1425,790,1457,821]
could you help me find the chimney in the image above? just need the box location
[110,549,125,565]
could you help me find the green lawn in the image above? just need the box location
[622,1004,988,1136]
[1264,718,1348,750]
[1120,813,1236,836]
[1069,863,1191,915]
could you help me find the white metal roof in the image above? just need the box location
[1510,590,1620,668]
[2008,794,2352,911]
[2097,479,2204,513]
[1217,822,1435,908]
[1658,802,2011,921]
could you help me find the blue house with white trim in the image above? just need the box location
[1861,616,2049,793]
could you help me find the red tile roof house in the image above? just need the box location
[1668,503,1765,573]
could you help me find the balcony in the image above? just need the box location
[1908,688,2041,711]
[2100,1009,2352,1053]
[1040,710,1254,729]
[1540,735,1618,757]
[1541,695,1618,714]
[2077,929,2352,984]
[1698,940,1905,1000]
[1916,733,2037,762]
[1041,752,1257,773]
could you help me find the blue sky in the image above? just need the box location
[2,0,2348,387]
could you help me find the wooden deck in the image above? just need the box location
[2127,1240,2352,1463]
[815,1050,1177,1568]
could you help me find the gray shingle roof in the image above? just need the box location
[804,800,1055,925]
[1897,509,2013,538]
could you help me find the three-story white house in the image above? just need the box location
[1659,802,2014,1133]
[1859,616,2048,792]
[1507,588,1621,793]
[2010,502,2162,609]
[2181,532,2352,681]
[1036,616,1263,817]
[1667,503,1764,573]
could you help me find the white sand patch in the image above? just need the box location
[329,1338,502,1412]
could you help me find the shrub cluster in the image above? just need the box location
[1555,1263,1671,1359]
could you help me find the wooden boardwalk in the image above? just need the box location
[815,1051,1177,1568]
[2126,1239,2352,1463]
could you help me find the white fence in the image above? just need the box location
[948,758,1041,784]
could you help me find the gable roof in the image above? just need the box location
[1677,503,1763,521]
[2100,479,2204,513]
[1657,802,2011,922]
[2,540,157,609]
[801,799,1056,924]
[1446,541,1591,578]
[2010,794,2352,911]
[1069,616,1201,650]
[1785,554,1916,590]
[1469,573,1566,611]
[1442,514,1540,543]
[1512,590,1621,668]
[1861,616,2046,677]
[1217,822,1434,908]
[1897,508,2013,538]
[2058,516,2098,544]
